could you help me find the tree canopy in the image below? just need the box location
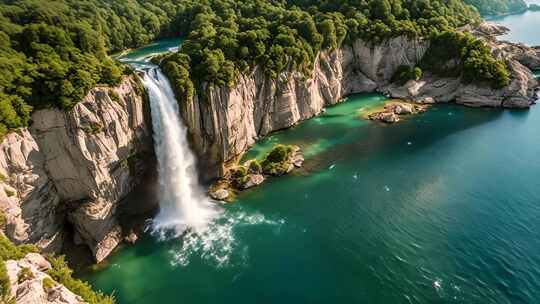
[0,0,510,138]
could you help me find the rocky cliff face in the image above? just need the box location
[385,22,540,108]
[180,24,539,178]
[0,76,152,262]
[181,36,430,177]
[5,253,84,304]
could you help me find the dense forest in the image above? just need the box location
[0,0,509,139]
[464,0,527,15]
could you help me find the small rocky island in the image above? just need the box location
[366,101,429,124]
[209,145,304,201]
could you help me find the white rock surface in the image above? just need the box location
[5,253,85,304]
[180,31,537,177]
[0,76,152,262]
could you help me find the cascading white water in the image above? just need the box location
[140,66,282,267]
[142,68,220,236]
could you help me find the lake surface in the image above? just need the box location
[489,0,540,46]
[83,17,540,304]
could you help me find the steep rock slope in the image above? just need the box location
[180,25,538,177]
[0,76,152,262]
[5,253,84,304]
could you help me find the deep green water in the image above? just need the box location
[84,18,540,304]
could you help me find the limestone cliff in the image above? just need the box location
[5,253,84,304]
[0,76,152,262]
[181,36,429,177]
[180,25,539,177]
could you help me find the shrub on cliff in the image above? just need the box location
[421,30,510,88]
[0,259,12,303]
[0,235,38,261]
[391,65,423,84]
[47,255,115,304]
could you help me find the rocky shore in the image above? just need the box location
[209,145,304,201]
[0,22,538,266]
[179,22,540,179]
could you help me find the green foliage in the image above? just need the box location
[0,235,38,261]
[0,213,6,230]
[42,277,56,290]
[3,189,13,198]
[464,0,527,15]
[529,4,540,11]
[261,144,295,176]
[108,91,121,104]
[47,255,114,304]
[161,0,481,100]
[391,65,423,84]
[0,260,11,302]
[421,31,510,88]
[230,166,248,188]
[248,160,262,174]
[17,267,34,284]
[81,123,103,135]
[265,145,292,163]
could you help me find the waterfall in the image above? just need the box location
[142,68,220,236]
[140,66,281,267]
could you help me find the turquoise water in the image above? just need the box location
[84,20,540,304]
[489,0,540,46]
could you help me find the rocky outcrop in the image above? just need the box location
[4,253,84,304]
[0,76,152,262]
[179,25,538,177]
[181,37,429,177]
[385,23,539,108]
[368,102,428,124]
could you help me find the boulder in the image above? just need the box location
[209,189,229,201]
[242,174,265,189]
[369,112,400,123]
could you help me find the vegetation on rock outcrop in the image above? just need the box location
[160,0,481,93]
[464,0,527,15]
[0,233,113,304]
[420,30,510,88]
[210,144,303,200]
[0,0,512,139]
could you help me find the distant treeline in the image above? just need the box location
[464,0,527,15]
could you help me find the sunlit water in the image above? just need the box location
[83,20,540,303]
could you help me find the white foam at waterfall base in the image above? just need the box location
[143,68,219,236]
[170,211,285,267]
[142,68,285,267]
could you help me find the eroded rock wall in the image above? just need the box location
[181,28,538,177]
[0,76,152,262]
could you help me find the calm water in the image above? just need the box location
[84,19,540,304]
[490,0,540,46]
